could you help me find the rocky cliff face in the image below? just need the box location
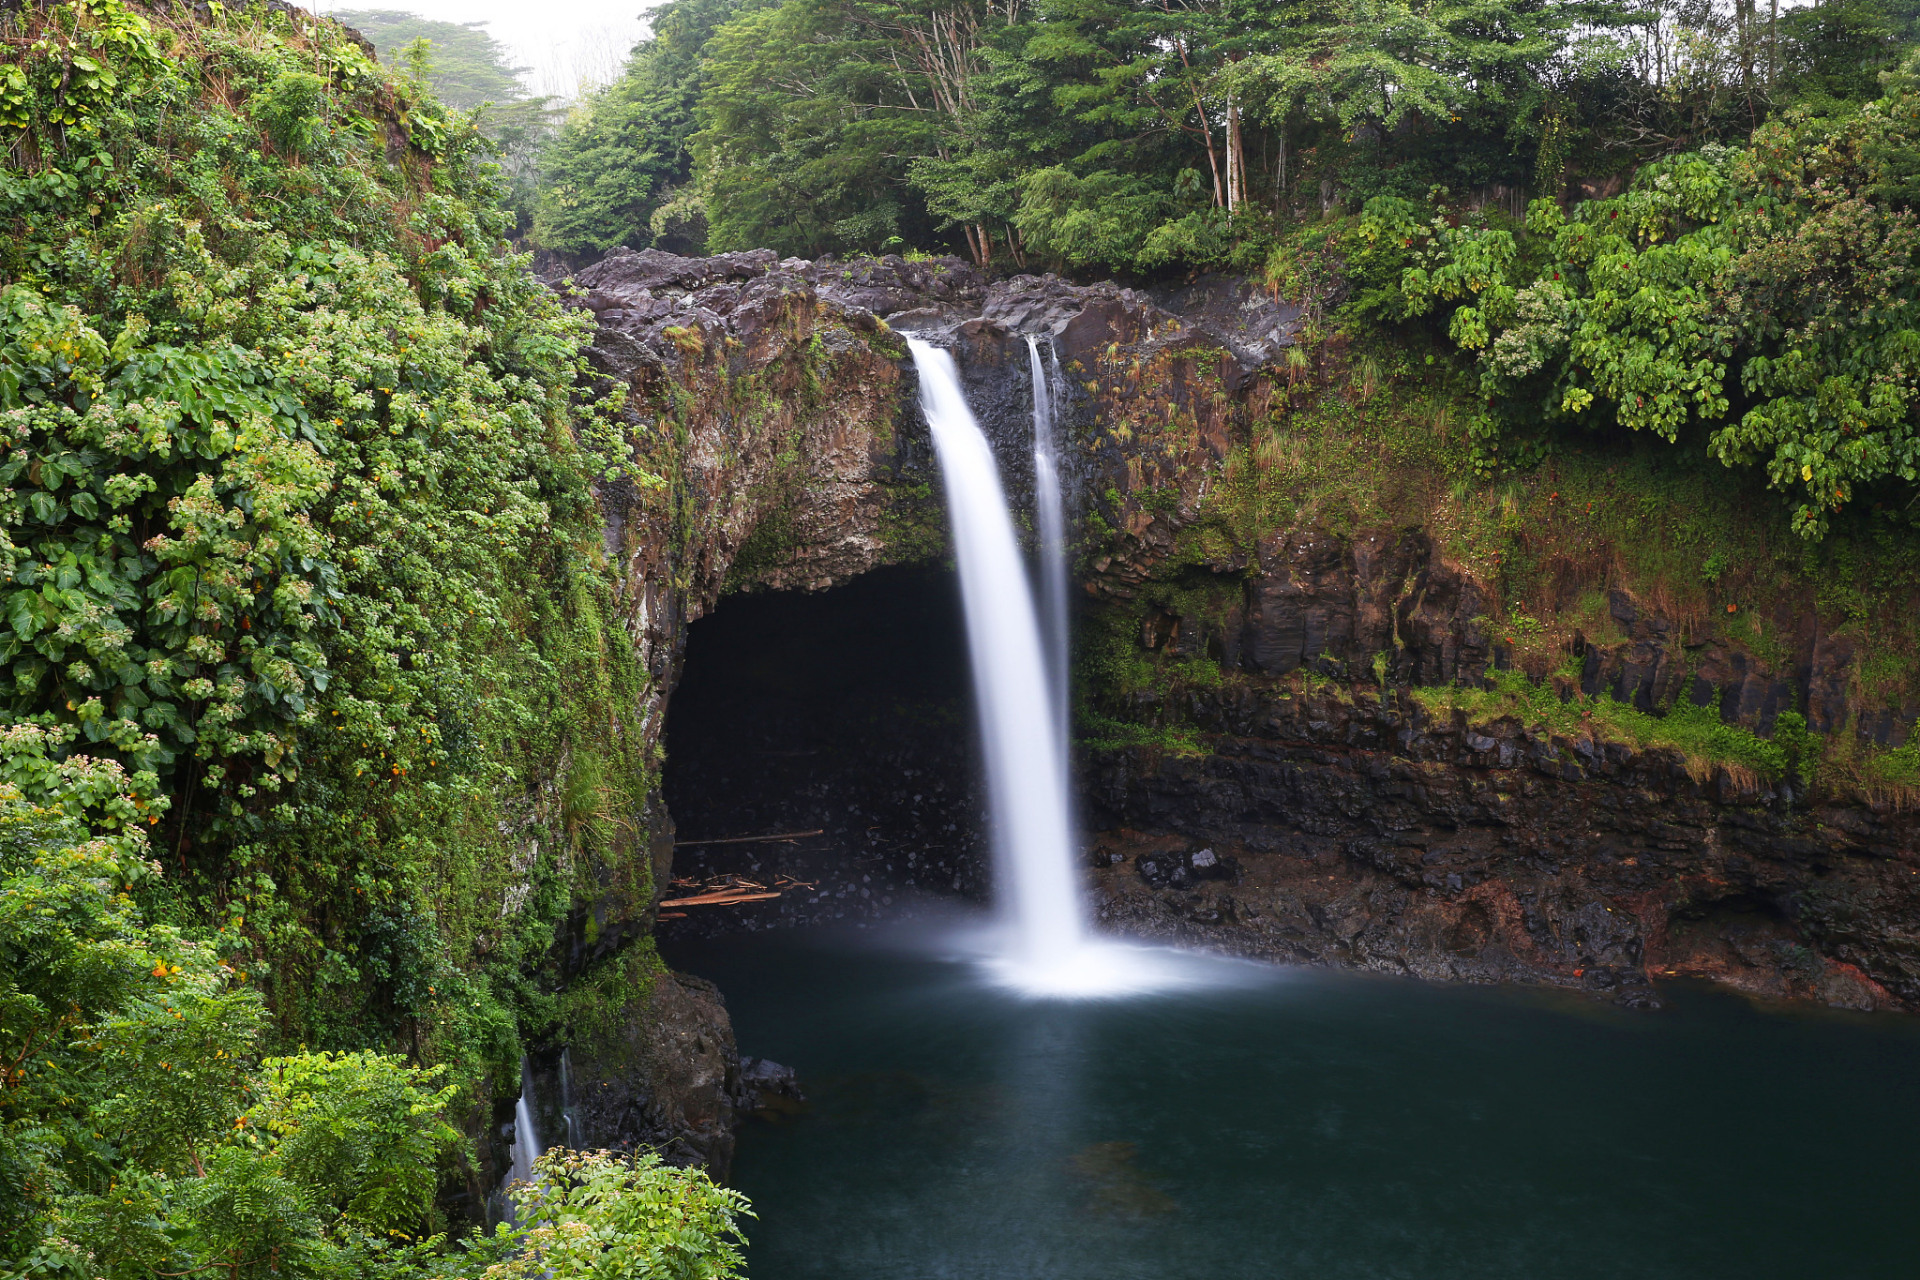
[1085,682,1917,1011]
[547,243,1920,1143]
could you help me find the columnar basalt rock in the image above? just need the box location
[1084,682,1919,1011]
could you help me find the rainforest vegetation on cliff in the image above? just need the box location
[533,0,1920,539]
[0,3,742,1275]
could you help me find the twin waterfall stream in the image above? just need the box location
[909,338,1190,997]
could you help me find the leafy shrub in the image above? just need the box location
[0,773,516,1277]
[1368,82,1920,537]
[489,1148,753,1280]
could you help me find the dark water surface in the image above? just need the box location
[668,928,1920,1280]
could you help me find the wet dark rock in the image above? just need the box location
[1136,846,1240,890]
[1123,524,1494,689]
[569,973,747,1175]
[1148,274,1306,368]
[738,1057,805,1112]
[1086,678,1920,1012]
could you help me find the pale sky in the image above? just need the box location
[312,1,659,98]
[312,0,1834,102]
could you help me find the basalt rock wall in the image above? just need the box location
[1085,681,1919,1012]
[1081,522,1920,1011]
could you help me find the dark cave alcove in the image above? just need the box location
[660,564,990,937]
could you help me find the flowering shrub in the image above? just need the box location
[490,1149,753,1280]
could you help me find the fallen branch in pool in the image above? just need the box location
[673,829,824,847]
[657,873,821,915]
[657,889,786,909]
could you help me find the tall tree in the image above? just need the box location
[534,0,742,255]
[330,8,530,107]
[692,0,1003,258]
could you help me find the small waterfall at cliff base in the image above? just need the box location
[485,1056,545,1225]
[910,338,1204,997]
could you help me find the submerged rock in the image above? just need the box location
[738,1056,806,1112]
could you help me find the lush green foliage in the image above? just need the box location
[487,1149,752,1280]
[0,775,469,1277]
[0,5,706,1268]
[0,0,660,1192]
[1348,73,1920,536]
[533,0,739,255]
[2,776,743,1276]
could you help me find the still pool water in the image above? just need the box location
[667,927,1920,1280]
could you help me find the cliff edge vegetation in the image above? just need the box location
[0,3,740,1273]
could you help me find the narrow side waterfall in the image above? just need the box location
[911,339,1085,977]
[508,1059,542,1189]
[1027,334,1071,762]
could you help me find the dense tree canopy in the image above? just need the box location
[531,0,740,254]
[544,0,1920,268]
[524,0,1920,530]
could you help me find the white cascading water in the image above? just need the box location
[509,1093,541,1182]
[912,339,1085,978]
[494,1056,542,1222]
[912,338,1199,997]
[1027,334,1071,759]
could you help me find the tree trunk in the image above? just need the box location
[1276,128,1288,211]
[1192,85,1224,207]
[1737,0,1755,99]
[1227,97,1247,214]
[962,223,985,266]
[1225,95,1237,215]
[1175,41,1224,208]
[1768,0,1778,90]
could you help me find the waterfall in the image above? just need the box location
[911,339,1085,975]
[912,337,1208,997]
[486,1055,544,1225]
[508,1057,543,1190]
[1027,334,1071,763]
